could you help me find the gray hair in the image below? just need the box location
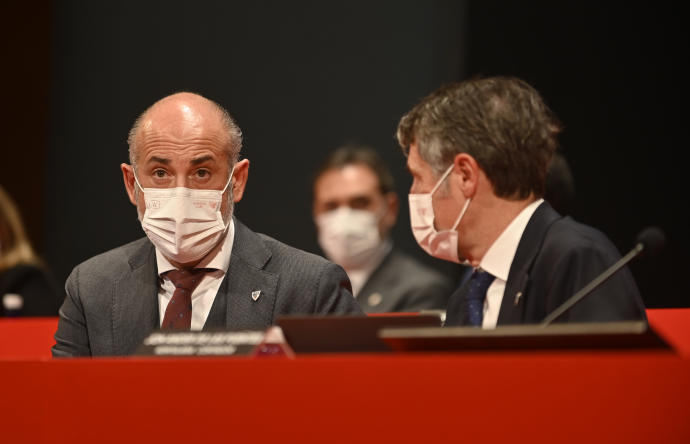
[396,76,561,200]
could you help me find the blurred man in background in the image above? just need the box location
[312,145,454,313]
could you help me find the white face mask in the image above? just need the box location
[408,164,470,263]
[316,207,383,270]
[135,169,233,264]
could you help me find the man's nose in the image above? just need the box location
[174,176,190,188]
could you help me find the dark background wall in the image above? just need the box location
[464,2,688,308]
[43,0,469,286]
[2,1,687,308]
[1,3,52,254]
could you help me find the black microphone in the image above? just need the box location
[540,226,666,326]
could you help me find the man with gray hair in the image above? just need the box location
[397,76,645,327]
[53,92,362,357]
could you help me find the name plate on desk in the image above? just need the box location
[276,314,443,353]
[379,321,671,352]
[135,329,275,357]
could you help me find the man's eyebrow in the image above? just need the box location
[349,194,372,203]
[190,155,214,166]
[148,156,170,165]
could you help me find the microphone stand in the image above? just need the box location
[540,242,644,327]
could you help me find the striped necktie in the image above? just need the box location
[463,269,495,327]
[161,268,208,330]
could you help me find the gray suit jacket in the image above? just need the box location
[53,219,362,357]
[356,248,455,313]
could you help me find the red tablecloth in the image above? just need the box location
[1,309,688,443]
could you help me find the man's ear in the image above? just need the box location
[231,159,250,202]
[452,153,480,198]
[382,191,399,232]
[121,163,138,205]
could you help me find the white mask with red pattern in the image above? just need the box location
[135,169,233,264]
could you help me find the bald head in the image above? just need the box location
[127,92,242,171]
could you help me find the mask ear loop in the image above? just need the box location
[222,165,236,194]
[451,197,471,231]
[429,164,455,196]
[433,163,470,231]
[218,166,237,234]
[133,172,144,193]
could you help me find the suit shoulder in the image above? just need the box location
[538,217,624,271]
[384,250,454,286]
[257,233,335,270]
[70,237,151,278]
[548,218,619,253]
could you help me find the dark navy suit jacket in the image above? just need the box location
[446,202,646,326]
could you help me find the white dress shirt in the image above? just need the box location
[156,219,235,330]
[478,199,543,329]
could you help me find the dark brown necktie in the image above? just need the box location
[161,268,208,330]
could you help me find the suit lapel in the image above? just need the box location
[498,202,561,325]
[202,276,228,330]
[219,219,279,330]
[113,240,159,355]
[111,219,280,349]
[355,249,394,304]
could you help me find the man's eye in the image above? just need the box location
[196,169,210,178]
[153,170,167,178]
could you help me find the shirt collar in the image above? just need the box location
[479,199,543,281]
[156,218,235,275]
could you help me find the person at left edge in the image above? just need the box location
[52,92,362,357]
[0,185,62,316]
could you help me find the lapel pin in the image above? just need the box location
[367,292,383,307]
[514,291,523,306]
[251,290,261,301]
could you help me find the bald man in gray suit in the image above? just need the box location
[53,92,361,357]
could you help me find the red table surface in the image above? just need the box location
[1,309,689,443]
